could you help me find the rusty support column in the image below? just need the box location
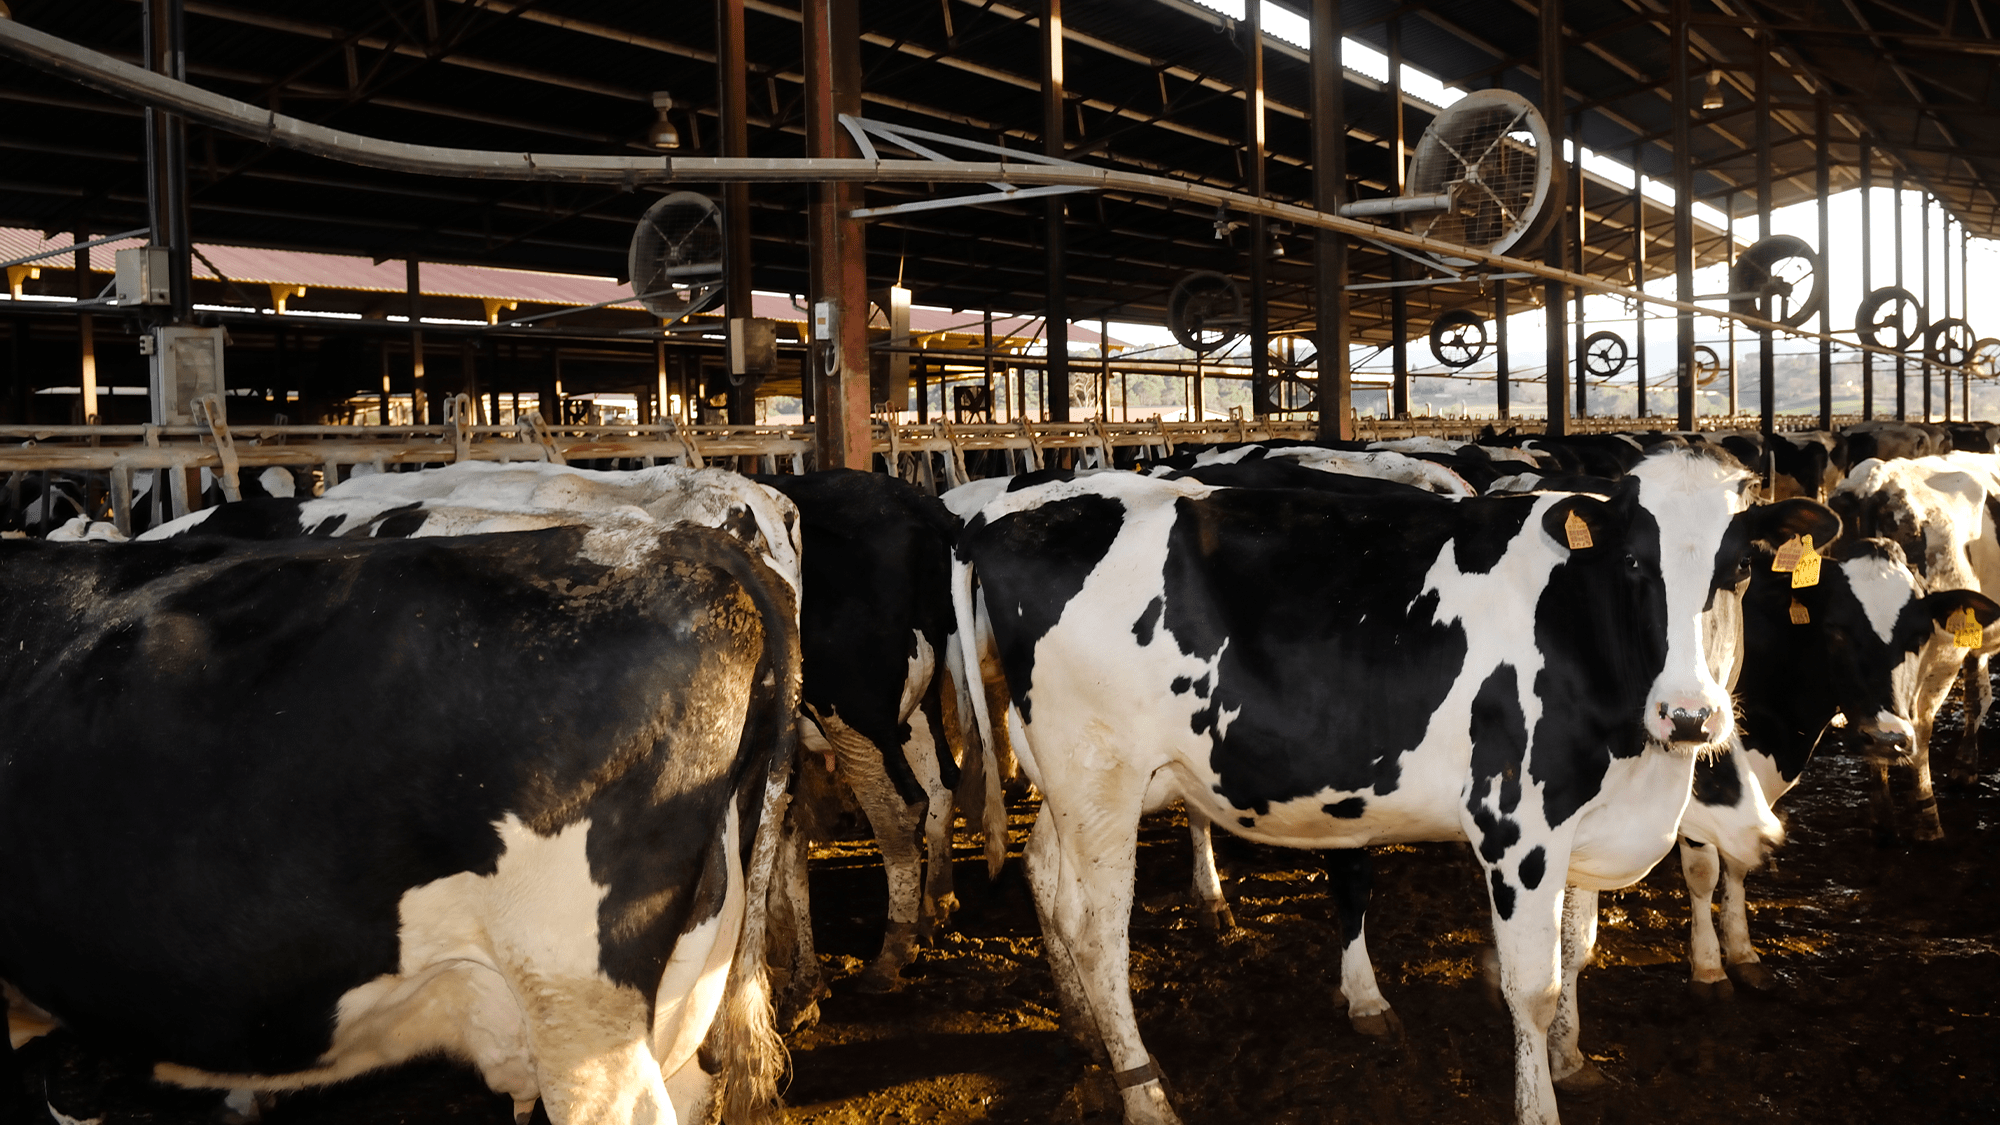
[1247,2,1270,419]
[1388,16,1408,419]
[406,258,426,423]
[1672,0,1695,430]
[1311,0,1352,440]
[1633,143,1648,418]
[805,0,871,468]
[1861,140,1874,419]
[1496,279,1510,418]
[76,227,98,424]
[1922,191,1932,421]
[720,0,756,425]
[1757,35,1774,442]
[1572,109,1587,419]
[1895,170,1906,421]
[1042,0,1069,422]
[144,0,192,326]
[1816,94,1832,430]
[1542,0,1570,435]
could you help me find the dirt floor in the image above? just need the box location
[19,721,2000,1125]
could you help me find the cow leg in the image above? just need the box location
[768,813,826,1030]
[1679,837,1732,1000]
[1182,806,1234,932]
[944,638,1009,881]
[906,688,959,938]
[1717,853,1775,990]
[1481,849,1570,1125]
[515,978,671,1125]
[1323,848,1394,1036]
[1549,886,1608,1091]
[1949,651,1991,786]
[1866,757,1901,847]
[831,730,927,991]
[1025,786,1180,1125]
[1911,713,1945,843]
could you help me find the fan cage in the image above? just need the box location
[1408,90,1552,261]
[628,191,726,320]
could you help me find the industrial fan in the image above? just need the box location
[1396,89,1562,266]
[628,191,726,323]
[1258,333,1319,413]
[1855,287,1925,352]
[1428,310,1488,368]
[1730,235,1823,328]
[1581,331,1629,379]
[1167,271,1245,353]
[1929,318,1975,367]
[1693,344,1723,386]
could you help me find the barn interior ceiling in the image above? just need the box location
[0,0,1992,349]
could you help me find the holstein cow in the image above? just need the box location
[0,524,797,1125]
[1831,452,2000,833]
[1678,536,1998,990]
[952,448,1836,1125]
[755,470,1003,1008]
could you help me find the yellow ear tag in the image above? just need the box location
[1771,536,1804,573]
[1954,609,1983,649]
[1564,509,1594,550]
[1789,535,1821,589]
[1789,598,1810,625]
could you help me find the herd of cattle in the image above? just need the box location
[0,416,1995,1125]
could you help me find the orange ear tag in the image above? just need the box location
[1955,609,1984,649]
[1789,598,1810,625]
[1564,510,1594,550]
[1771,536,1804,573]
[1789,535,1821,589]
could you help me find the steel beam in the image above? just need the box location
[805,0,870,468]
[1042,0,1068,423]
[720,0,756,425]
[1817,94,1832,430]
[1388,15,1408,421]
[1758,34,1774,442]
[1312,0,1351,441]
[1495,278,1510,419]
[1543,0,1569,436]
[1862,140,1873,419]
[1674,0,1695,430]
[1247,0,1270,420]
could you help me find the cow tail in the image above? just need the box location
[678,527,799,1125]
[947,552,1008,881]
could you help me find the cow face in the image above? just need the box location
[1617,451,1837,747]
[1803,539,2000,762]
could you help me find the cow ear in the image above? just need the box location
[1542,494,1614,553]
[1739,497,1841,550]
[1915,589,2000,636]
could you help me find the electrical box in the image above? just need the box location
[115,246,170,306]
[150,326,226,425]
[727,317,779,377]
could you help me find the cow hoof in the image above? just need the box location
[1200,905,1236,933]
[1725,961,1776,991]
[1554,1059,1612,1094]
[854,965,905,994]
[1688,977,1735,1004]
[1350,1008,1402,1039]
[512,1098,538,1125]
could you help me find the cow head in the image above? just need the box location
[1560,444,1840,744]
[1782,538,2000,763]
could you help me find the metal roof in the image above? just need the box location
[0,0,1988,349]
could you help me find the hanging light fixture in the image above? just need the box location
[648,92,681,150]
[1702,70,1725,111]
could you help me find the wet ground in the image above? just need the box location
[19,727,2000,1125]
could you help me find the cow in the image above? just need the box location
[0,523,797,1125]
[1831,452,2000,834]
[950,447,1837,1125]
[753,469,1003,1009]
[1677,535,1999,992]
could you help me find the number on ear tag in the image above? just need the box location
[1772,536,1804,573]
[1789,598,1810,625]
[1789,535,1821,589]
[1564,509,1594,550]
[1955,610,1983,649]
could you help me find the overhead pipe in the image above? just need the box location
[0,15,1972,376]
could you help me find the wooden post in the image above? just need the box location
[1311,0,1353,440]
[804,0,871,468]
[1542,0,1570,435]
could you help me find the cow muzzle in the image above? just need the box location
[1655,701,1723,745]
[1854,711,1916,761]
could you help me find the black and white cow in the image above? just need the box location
[1831,453,2000,833]
[755,470,1003,1008]
[951,448,1836,1125]
[0,523,797,1125]
[1677,536,1996,992]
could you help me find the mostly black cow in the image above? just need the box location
[0,524,797,1125]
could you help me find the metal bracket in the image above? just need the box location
[519,410,565,465]
[190,393,241,502]
[661,417,704,468]
[444,393,473,461]
[1015,418,1044,471]
[841,114,1092,220]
